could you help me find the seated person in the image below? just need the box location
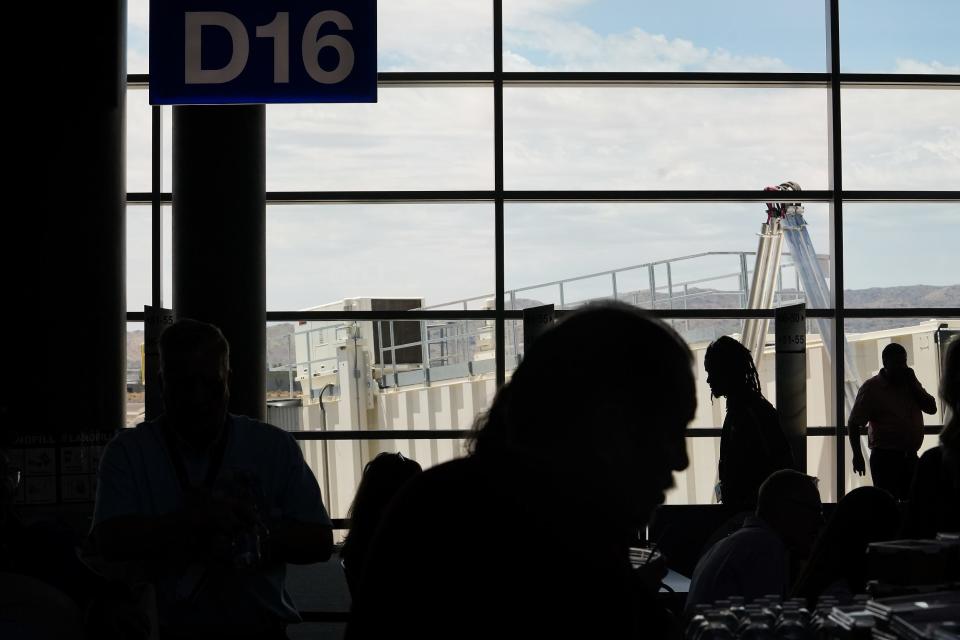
[90,319,333,640]
[346,302,698,639]
[687,470,822,608]
[340,452,422,595]
[903,338,960,538]
[792,486,900,606]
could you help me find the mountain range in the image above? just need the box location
[125,284,958,369]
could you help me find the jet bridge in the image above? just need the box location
[742,181,862,417]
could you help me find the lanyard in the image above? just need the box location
[161,418,230,494]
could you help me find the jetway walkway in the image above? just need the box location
[742,182,861,417]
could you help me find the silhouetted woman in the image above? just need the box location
[341,452,422,595]
[904,338,960,538]
[705,335,793,511]
[792,486,900,607]
[346,302,697,639]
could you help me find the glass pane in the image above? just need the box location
[127,87,151,193]
[162,206,172,308]
[268,317,497,427]
[127,205,151,312]
[670,434,839,506]
[128,205,171,312]
[510,313,834,430]
[842,316,954,494]
[126,321,145,428]
[844,317,956,426]
[840,0,960,74]
[665,436,719,506]
[844,434,941,495]
[128,0,149,74]
[380,1,491,71]
[266,87,493,191]
[503,0,826,72]
[844,203,960,303]
[297,438,470,520]
[505,202,833,309]
[504,87,828,190]
[807,435,837,504]
[162,106,173,193]
[266,203,493,311]
[842,89,960,190]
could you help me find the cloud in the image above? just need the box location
[893,58,960,74]
[842,89,960,189]
[378,0,492,71]
[504,22,789,72]
[129,0,149,31]
[122,1,959,311]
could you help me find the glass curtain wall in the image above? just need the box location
[126,0,959,509]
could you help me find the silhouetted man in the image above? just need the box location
[849,343,937,500]
[705,336,794,511]
[346,302,696,639]
[91,319,333,640]
[687,469,823,608]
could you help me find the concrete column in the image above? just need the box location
[776,303,808,472]
[172,105,266,420]
[21,1,127,436]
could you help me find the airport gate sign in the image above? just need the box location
[150,0,376,104]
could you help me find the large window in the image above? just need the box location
[127,1,959,507]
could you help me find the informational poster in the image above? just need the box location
[522,305,556,355]
[776,303,807,471]
[11,431,113,505]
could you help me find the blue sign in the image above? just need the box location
[150,1,376,104]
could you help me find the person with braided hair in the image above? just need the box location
[705,336,794,512]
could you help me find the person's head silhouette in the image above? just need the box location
[882,342,908,371]
[472,301,696,526]
[704,335,761,399]
[756,469,823,558]
[342,452,423,593]
[793,485,898,604]
[158,318,231,449]
[347,452,423,536]
[880,342,912,386]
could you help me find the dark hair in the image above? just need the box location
[159,318,230,372]
[704,335,761,396]
[469,301,695,456]
[341,452,423,593]
[792,486,900,605]
[756,469,819,522]
[881,342,908,368]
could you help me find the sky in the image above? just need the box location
[123,0,959,312]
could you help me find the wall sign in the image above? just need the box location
[150,1,377,104]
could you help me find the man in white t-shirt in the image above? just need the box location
[686,470,823,609]
[91,319,333,640]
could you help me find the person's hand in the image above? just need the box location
[904,367,920,384]
[852,450,866,476]
[633,554,668,596]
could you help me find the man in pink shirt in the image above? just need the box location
[848,343,938,499]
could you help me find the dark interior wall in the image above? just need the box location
[24,0,128,438]
[2,1,126,528]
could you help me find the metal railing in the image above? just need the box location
[419,250,821,312]
[288,250,828,394]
